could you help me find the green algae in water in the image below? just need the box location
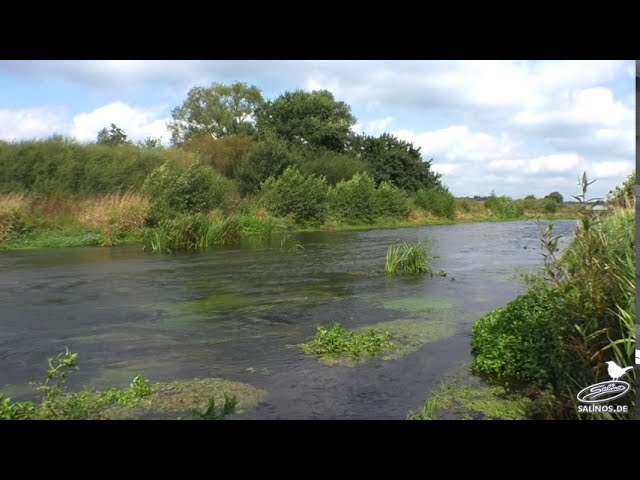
[408,382,531,420]
[382,296,455,315]
[300,319,457,367]
[91,378,265,420]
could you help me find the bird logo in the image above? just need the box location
[605,361,634,381]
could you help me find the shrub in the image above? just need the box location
[143,158,237,223]
[484,193,523,219]
[328,172,378,223]
[375,182,412,218]
[260,166,328,224]
[0,194,29,242]
[414,189,455,220]
[471,288,568,389]
[542,198,558,214]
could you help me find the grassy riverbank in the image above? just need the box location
[0,191,580,251]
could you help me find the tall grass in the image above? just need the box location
[148,214,240,252]
[385,240,432,275]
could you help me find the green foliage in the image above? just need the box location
[471,288,567,389]
[256,89,356,152]
[541,198,558,214]
[97,123,131,146]
[471,173,636,419]
[233,134,299,196]
[296,147,366,186]
[191,394,237,420]
[168,82,264,144]
[328,172,378,223]
[143,158,237,223]
[414,189,455,220]
[607,171,635,207]
[356,133,444,192]
[385,241,432,275]
[375,182,412,218]
[148,214,240,252]
[545,191,563,203]
[183,134,256,178]
[260,166,328,224]
[301,323,394,360]
[0,138,168,195]
[484,193,523,219]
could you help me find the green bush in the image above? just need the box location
[414,189,455,220]
[143,158,237,223]
[471,288,567,389]
[542,198,558,214]
[375,182,412,218]
[328,172,378,223]
[484,193,523,219]
[260,166,328,224]
[0,137,167,195]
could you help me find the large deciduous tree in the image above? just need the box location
[256,90,356,152]
[355,133,443,192]
[168,82,264,144]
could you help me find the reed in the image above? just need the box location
[385,240,432,275]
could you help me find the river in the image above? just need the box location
[0,220,576,419]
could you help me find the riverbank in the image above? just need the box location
[0,212,579,252]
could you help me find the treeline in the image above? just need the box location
[0,83,444,199]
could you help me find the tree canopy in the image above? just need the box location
[256,90,356,152]
[168,82,264,144]
[356,133,443,192]
[97,124,130,146]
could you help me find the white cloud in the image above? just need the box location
[71,102,170,143]
[393,126,518,163]
[0,107,68,140]
[353,116,393,136]
[591,161,635,179]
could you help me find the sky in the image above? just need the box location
[0,60,635,199]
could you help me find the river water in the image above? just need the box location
[0,220,576,419]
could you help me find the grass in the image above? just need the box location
[0,191,582,252]
[408,382,532,420]
[300,319,457,366]
[385,241,432,275]
[0,349,265,420]
[147,214,240,252]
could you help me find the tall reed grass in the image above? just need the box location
[148,213,240,252]
[385,240,432,275]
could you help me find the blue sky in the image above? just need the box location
[0,60,635,199]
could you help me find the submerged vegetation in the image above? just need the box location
[408,381,531,420]
[0,349,264,420]
[385,241,432,275]
[300,319,456,366]
[470,173,636,419]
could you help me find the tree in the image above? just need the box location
[524,194,536,200]
[256,90,356,152]
[545,191,563,203]
[138,136,162,149]
[97,124,131,146]
[168,82,264,144]
[355,133,443,192]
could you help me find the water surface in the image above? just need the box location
[0,220,576,419]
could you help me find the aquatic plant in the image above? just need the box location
[280,233,304,252]
[147,213,240,252]
[0,349,263,420]
[191,393,237,420]
[384,241,432,275]
[301,323,393,360]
